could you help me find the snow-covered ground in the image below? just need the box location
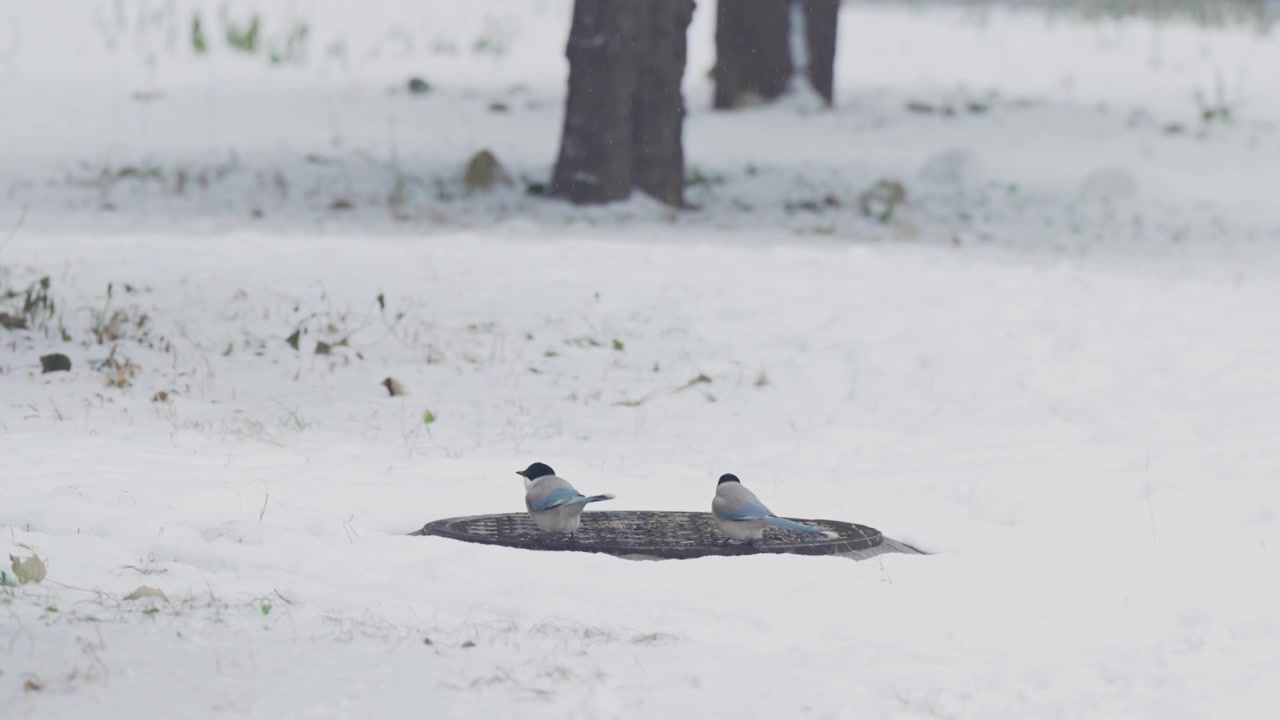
[4,1,1280,718]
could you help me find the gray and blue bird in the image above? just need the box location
[712,473,834,542]
[517,462,615,536]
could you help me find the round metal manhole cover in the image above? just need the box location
[411,510,884,559]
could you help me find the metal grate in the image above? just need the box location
[410,511,908,560]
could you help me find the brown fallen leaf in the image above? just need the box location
[381,377,407,397]
[10,554,47,584]
[0,312,27,330]
[123,586,168,602]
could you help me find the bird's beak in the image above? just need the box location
[515,470,526,478]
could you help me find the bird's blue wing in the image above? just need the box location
[763,516,826,534]
[717,501,772,521]
[530,487,581,511]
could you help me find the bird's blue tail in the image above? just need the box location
[763,516,828,534]
[566,493,616,506]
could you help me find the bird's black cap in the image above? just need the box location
[717,473,741,485]
[517,462,556,480]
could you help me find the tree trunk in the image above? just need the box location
[713,0,839,109]
[551,0,695,207]
[713,0,791,109]
[801,0,840,105]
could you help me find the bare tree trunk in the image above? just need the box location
[802,0,839,105]
[713,0,839,109]
[713,0,791,109]
[551,0,695,207]
[631,3,693,206]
